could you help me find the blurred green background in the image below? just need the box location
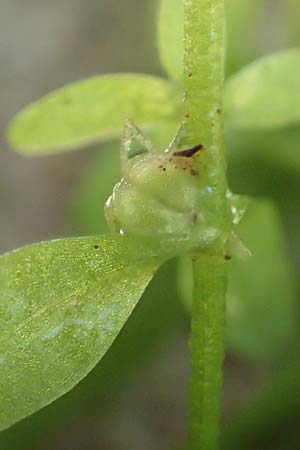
[1,1,300,449]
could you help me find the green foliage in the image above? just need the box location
[158,0,184,81]
[2,0,300,445]
[0,258,186,450]
[225,0,264,75]
[8,50,300,155]
[72,143,120,235]
[227,126,300,180]
[225,49,300,130]
[227,200,297,361]
[8,75,182,154]
[0,236,162,431]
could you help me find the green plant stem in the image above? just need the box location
[189,255,227,450]
[183,1,229,449]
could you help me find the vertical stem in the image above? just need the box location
[183,1,229,449]
[184,0,226,208]
[189,255,227,450]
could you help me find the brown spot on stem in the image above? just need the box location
[174,144,203,158]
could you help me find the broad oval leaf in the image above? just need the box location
[0,258,186,450]
[7,74,182,154]
[157,0,184,82]
[0,235,163,431]
[224,49,300,130]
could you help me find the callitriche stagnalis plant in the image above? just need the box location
[2,0,300,449]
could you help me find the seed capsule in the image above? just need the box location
[105,121,239,255]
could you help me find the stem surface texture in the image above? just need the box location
[184,1,229,449]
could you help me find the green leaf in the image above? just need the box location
[7,74,182,154]
[224,49,300,130]
[227,126,300,180]
[0,258,186,450]
[226,199,298,362]
[72,143,120,235]
[157,0,184,82]
[225,0,264,76]
[0,235,162,431]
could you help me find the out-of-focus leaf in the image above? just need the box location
[7,74,182,154]
[0,236,163,431]
[72,143,120,235]
[227,126,300,270]
[224,49,300,130]
[227,126,300,177]
[225,0,264,76]
[227,199,297,361]
[178,200,297,362]
[157,0,184,82]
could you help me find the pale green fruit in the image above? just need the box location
[105,121,222,254]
